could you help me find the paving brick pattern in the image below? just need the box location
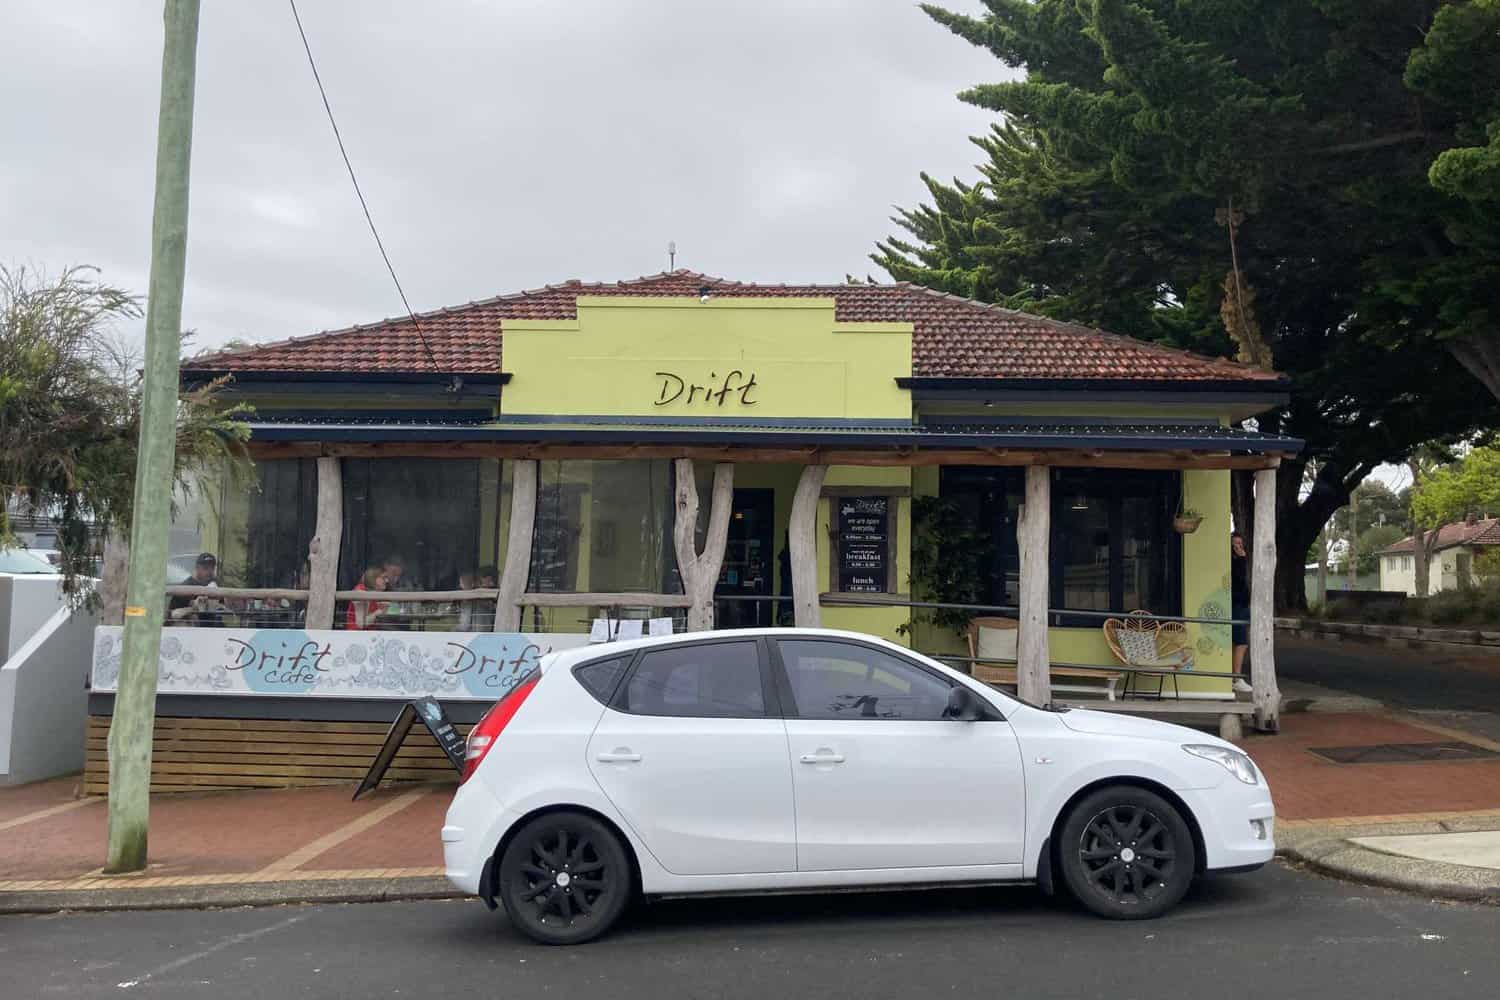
[1243,712,1500,821]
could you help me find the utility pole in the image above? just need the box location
[105,0,202,874]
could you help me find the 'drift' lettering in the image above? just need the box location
[445,642,545,686]
[654,370,758,407]
[224,638,332,683]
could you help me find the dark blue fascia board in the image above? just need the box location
[244,422,1304,454]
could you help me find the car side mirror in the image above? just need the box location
[945,685,984,722]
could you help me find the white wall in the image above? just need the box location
[0,574,93,785]
[1380,547,1484,596]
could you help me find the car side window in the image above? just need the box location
[776,639,952,721]
[619,641,765,718]
[574,655,631,706]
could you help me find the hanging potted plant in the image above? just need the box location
[1173,508,1204,534]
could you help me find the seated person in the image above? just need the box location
[167,552,228,626]
[458,568,496,631]
[345,566,390,630]
[381,555,408,591]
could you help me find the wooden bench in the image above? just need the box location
[971,663,1124,701]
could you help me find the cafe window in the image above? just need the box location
[338,458,507,594]
[938,467,1023,607]
[199,459,317,589]
[530,460,678,595]
[1051,469,1181,623]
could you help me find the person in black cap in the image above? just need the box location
[168,552,225,625]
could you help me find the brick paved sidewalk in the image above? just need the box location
[2,708,1497,907]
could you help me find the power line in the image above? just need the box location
[287,0,443,375]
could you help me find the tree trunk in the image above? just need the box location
[494,459,538,631]
[1412,527,1436,598]
[789,465,828,627]
[1273,457,1362,613]
[672,459,734,632]
[1251,467,1281,731]
[1448,335,1500,404]
[305,456,341,629]
[1017,466,1052,706]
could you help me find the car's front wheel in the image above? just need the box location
[496,811,633,945]
[1057,785,1197,919]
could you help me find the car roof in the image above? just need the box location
[542,627,918,672]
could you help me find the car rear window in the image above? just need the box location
[574,655,631,705]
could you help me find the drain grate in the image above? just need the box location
[1307,741,1500,765]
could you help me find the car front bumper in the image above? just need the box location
[1181,775,1276,871]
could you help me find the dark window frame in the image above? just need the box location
[1048,469,1182,627]
[766,636,1003,722]
[608,637,781,720]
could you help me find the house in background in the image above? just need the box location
[1378,515,1500,595]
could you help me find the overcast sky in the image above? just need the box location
[2,1,1007,353]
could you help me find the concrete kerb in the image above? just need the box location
[1277,818,1500,905]
[0,875,463,915]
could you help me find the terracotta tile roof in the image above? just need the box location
[1379,517,1500,555]
[182,270,1284,383]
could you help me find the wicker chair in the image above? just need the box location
[1103,610,1194,699]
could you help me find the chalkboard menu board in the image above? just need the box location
[837,496,890,593]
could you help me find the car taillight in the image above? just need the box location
[461,673,540,784]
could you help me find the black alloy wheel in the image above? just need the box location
[496,812,632,945]
[1057,786,1197,919]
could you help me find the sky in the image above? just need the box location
[1,0,1006,354]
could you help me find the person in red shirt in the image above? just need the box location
[346,566,390,630]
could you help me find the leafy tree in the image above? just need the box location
[875,0,1500,609]
[1330,480,1409,539]
[903,495,996,638]
[1341,524,1405,576]
[0,265,250,605]
[1411,444,1500,526]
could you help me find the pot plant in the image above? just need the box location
[1173,508,1204,534]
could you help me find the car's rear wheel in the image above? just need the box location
[1057,785,1197,920]
[496,811,632,945]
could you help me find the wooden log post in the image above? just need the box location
[494,459,538,632]
[1250,466,1281,731]
[99,533,130,626]
[304,456,342,629]
[789,465,829,627]
[1017,465,1052,706]
[672,459,735,632]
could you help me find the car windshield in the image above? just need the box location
[0,548,59,574]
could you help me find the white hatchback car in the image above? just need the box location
[443,628,1274,944]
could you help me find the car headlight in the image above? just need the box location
[1182,744,1258,784]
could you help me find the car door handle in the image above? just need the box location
[596,749,642,763]
[799,751,845,764]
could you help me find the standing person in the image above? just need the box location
[1230,532,1252,694]
[346,566,390,630]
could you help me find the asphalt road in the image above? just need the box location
[4,864,1498,999]
[1278,635,1500,716]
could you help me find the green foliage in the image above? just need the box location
[1476,547,1500,582]
[1352,524,1405,576]
[1331,480,1409,538]
[902,495,994,638]
[1410,445,1500,527]
[0,265,252,606]
[877,0,1500,607]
